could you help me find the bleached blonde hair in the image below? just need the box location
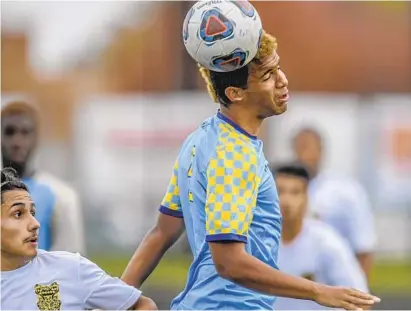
[199,31,278,103]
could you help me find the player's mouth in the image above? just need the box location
[8,148,29,163]
[275,92,289,106]
[277,91,289,103]
[24,235,38,246]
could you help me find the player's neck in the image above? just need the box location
[0,252,31,271]
[281,220,303,245]
[307,163,320,180]
[219,107,262,137]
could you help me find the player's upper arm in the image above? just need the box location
[344,182,376,254]
[158,158,183,218]
[320,228,368,292]
[78,255,142,310]
[205,143,259,243]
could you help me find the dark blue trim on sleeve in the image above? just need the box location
[206,233,247,243]
[159,205,183,218]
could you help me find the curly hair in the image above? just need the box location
[199,31,278,106]
[1,167,29,203]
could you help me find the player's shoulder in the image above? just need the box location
[35,171,79,200]
[34,249,81,272]
[313,172,366,200]
[319,172,363,190]
[306,219,350,250]
[305,219,345,243]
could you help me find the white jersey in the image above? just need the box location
[308,172,377,254]
[35,171,86,254]
[1,249,141,310]
[275,219,368,310]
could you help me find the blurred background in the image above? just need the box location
[1,1,410,309]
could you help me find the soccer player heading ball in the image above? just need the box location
[122,1,380,310]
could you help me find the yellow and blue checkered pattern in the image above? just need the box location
[158,111,281,309]
[206,138,260,242]
[159,159,183,218]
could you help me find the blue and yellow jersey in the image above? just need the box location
[159,111,282,310]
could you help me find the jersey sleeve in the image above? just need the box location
[345,183,377,253]
[159,158,183,218]
[79,255,141,310]
[205,143,259,243]
[320,229,369,292]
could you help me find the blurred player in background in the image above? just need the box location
[292,127,376,279]
[271,163,368,310]
[122,31,379,310]
[0,167,156,310]
[1,100,85,253]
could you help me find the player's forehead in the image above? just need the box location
[2,113,35,129]
[249,50,280,76]
[2,190,33,207]
[276,174,306,188]
[294,131,321,148]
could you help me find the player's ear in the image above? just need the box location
[225,86,245,103]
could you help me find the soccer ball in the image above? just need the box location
[182,0,263,72]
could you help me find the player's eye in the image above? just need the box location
[13,211,22,218]
[4,126,17,136]
[263,72,273,81]
[31,210,36,217]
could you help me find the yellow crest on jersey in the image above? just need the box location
[34,282,62,310]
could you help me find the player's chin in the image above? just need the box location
[273,101,288,115]
[23,244,38,258]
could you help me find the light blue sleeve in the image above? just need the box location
[79,255,141,310]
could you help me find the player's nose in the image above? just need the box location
[28,215,41,231]
[276,70,288,89]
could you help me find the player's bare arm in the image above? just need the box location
[210,242,380,310]
[122,213,185,288]
[356,253,373,280]
[128,295,157,310]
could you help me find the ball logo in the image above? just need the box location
[199,8,234,44]
[205,15,227,37]
[231,1,255,18]
[211,49,248,71]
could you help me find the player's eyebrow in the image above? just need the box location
[259,57,280,78]
[9,201,34,210]
[260,69,273,78]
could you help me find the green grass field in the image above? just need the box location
[92,254,411,295]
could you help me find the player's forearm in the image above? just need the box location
[122,227,170,287]
[216,249,318,300]
[122,213,184,287]
[356,253,373,281]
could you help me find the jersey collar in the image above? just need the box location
[216,111,258,140]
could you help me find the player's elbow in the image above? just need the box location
[131,295,157,310]
[210,242,247,282]
[214,259,230,279]
[215,261,243,282]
